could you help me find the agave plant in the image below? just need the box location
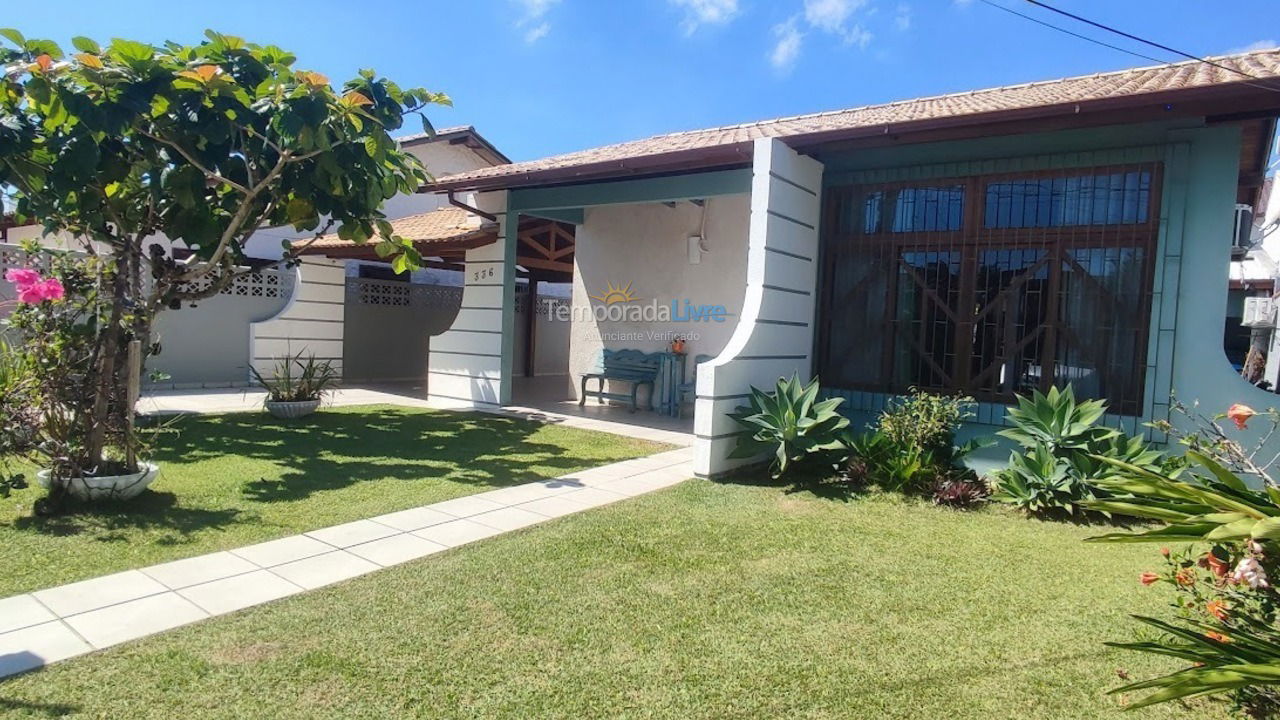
[991,444,1089,514]
[999,385,1118,453]
[728,374,849,479]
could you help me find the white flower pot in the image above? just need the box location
[264,399,321,419]
[37,462,160,502]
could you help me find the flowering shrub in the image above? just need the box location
[1091,405,1280,714]
[2,247,134,510]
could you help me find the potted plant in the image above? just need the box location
[251,352,339,419]
[4,251,162,508]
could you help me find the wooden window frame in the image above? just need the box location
[818,163,1163,416]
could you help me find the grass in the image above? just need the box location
[0,480,1222,719]
[0,404,669,597]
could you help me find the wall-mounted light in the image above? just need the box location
[688,235,708,264]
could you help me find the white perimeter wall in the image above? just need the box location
[568,195,750,401]
[249,257,347,378]
[694,138,824,477]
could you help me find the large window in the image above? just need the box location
[818,164,1161,416]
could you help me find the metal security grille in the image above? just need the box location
[818,162,1161,416]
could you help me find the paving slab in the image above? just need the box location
[142,551,259,590]
[305,519,401,548]
[518,494,594,518]
[370,506,458,532]
[64,593,208,649]
[411,519,505,547]
[346,534,448,567]
[178,570,304,615]
[429,494,508,518]
[231,535,334,568]
[269,551,380,590]
[0,621,91,676]
[33,570,168,618]
[0,595,56,635]
[469,506,548,532]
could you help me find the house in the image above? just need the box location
[299,49,1280,477]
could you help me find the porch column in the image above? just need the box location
[694,138,824,477]
[426,192,517,408]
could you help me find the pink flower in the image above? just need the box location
[1233,557,1270,589]
[17,283,45,304]
[1228,404,1258,431]
[4,268,40,289]
[35,278,64,301]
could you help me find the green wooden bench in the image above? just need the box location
[579,349,661,413]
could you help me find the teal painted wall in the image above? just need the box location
[814,119,1274,473]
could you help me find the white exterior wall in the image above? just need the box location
[569,196,750,400]
[694,139,824,477]
[426,190,513,408]
[249,257,347,378]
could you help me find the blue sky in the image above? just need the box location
[5,1,1277,162]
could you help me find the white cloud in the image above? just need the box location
[524,22,551,43]
[514,0,560,44]
[770,17,804,73]
[670,0,740,35]
[895,4,911,31]
[802,0,873,46]
[1229,39,1277,54]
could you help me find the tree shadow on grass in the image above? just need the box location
[153,406,602,504]
[11,491,243,542]
[0,695,79,717]
[711,460,869,503]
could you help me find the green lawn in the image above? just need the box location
[0,480,1221,719]
[0,404,669,597]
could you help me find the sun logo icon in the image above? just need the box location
[590,280,639,305]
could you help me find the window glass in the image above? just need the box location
[863,186,965,233]
[984,171,1152,228]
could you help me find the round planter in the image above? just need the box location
[265,398,321,419]
[37,462,160,502]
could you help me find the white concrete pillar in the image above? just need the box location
[426,191,515,408]
[694,138,824,477]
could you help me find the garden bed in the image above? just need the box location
[0,480,1217,718]
[0,404,670,597]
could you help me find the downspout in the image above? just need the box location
[447,190,497,222]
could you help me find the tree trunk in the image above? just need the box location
[85,264,127,472]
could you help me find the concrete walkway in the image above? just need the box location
[0,446,694,678]
[139,385,695,447]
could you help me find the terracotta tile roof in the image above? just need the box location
[430,49,1280,191]
[300,207,496,251]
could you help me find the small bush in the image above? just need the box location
[251,352,340,403]
[838,389,992,505]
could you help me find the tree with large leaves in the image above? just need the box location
[0,29,447,486]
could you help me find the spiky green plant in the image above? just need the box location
[250,351,340,403]
[728,374,848,479]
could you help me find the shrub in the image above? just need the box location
[250,352,340,403]
[991,385,1167,516]
[838,389,991,501]
[729,374,849,479]
[1087,446,1280,714]
[930,470,991,509]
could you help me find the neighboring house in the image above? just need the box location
[1,126,510,388]
[307,49,1280,477]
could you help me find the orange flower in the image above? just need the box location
[1228,404,1258,430]
[1199,553,1230,579]
[1160,547,1170,558]
[1175,568,1197,586]
[1205,631,1232,644]
[1206,599,1230,621]
[1139,571,1161,586]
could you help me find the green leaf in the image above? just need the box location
[70,36,100,54]
[418,112,435,138]
[0,28,25,48]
